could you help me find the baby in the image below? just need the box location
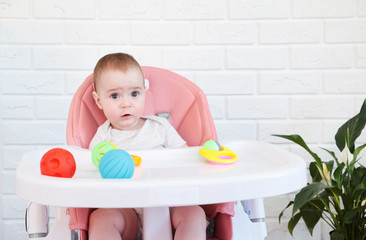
[88,53,207,240]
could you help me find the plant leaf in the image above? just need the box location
[299,202,322,235]
[352,166,366,187]
[335,99,366,153]
[334,162,345,189]
[279,201,294,223]
[273,134,322,166]
[330,231,345,240]
[353,143,366,163]
[343,205,366,224]
[326,160,334,176]
[309,162,322,182]
[353,185,366,205]
[321,147,340,165]
[288,212,302,236]
[293,182,327,215]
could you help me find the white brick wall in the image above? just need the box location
[1,1,365,239]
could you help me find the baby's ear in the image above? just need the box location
[92,91,103,109]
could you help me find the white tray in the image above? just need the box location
[15,140,307,208]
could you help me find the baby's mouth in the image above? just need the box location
[122,114,131,118]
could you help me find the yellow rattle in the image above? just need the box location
[199,140,238,165]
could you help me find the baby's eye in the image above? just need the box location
[131,91,139,97]
[110,93,119,99]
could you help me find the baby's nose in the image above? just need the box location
[120,97,131,108]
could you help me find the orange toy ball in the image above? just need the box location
[40,148,76,178]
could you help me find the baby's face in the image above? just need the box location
[93,67,146,131]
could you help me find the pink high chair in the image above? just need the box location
[66,66,235,240]
[16,66,308,240]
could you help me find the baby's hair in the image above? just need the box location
[93,53,143,90]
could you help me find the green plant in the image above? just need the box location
[275,99,366,240]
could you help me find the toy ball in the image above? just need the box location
[40,148,76,178]
[99,149,135,179]
[202,140,222,151]
[92,141,117,168]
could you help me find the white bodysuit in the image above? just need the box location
[89,115,186,150]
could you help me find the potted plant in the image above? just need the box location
[275,99,366,240]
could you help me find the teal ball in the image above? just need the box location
[99,149,134,179]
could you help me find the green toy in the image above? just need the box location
[202,140,222,151]
[92,141,117,168]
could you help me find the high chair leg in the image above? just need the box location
[241,199,265,221]
[241,199,267,240]
[46,207,71,240]
[71,229,88,240]
[26,203,49,238]
[26,207,72,240]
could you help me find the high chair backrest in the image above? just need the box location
[66,66,217,148]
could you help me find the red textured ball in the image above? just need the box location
[40,148,76,178]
